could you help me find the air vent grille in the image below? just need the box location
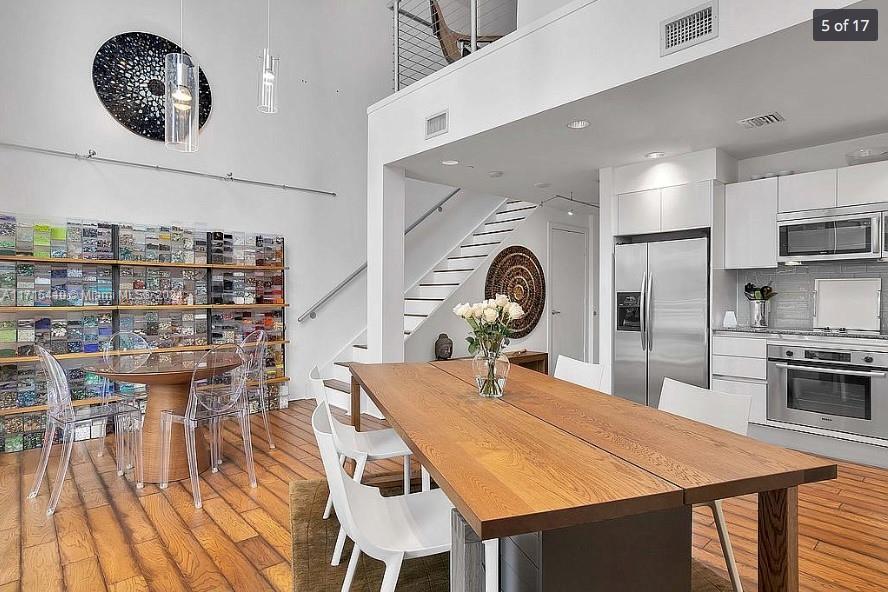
[661,2,718,56]
[425,111,448,139]
[736,112,786,129]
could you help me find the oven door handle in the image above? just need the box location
[775,363,887,377]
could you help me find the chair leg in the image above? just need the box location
[341,545,361,592]
[132,417,144,489]
[159,413,172,489]
[379,553,404,592]
[259,388,275,449]
[421,466,431,492]
[238,412,258,488]
[96,417,108,458]
[484,539,499,592]
[47,425,75,516]
[323,454,345,520]
[208,418,220,473]
[332,455,367,566]
[403,454,411,495]
[28,419,55,499]
[114,415,126,476]
[709,500,743,592]
[183,422,202,508]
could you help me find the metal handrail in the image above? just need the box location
[297,188,462,322]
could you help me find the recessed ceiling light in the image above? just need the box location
[567,209,575,216]
[488,170,504,178]
[566,120,590,130]
[534,182,551,189]
[645,151,666,159]
[441,160,459,166]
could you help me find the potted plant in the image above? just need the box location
[453,295,525,398]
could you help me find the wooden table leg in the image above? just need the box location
[758,487,799,592]
[350,376,362,432]
[141,383,210,483]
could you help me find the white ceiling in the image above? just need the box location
[396,0,888,207]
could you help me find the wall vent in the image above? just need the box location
[736,112,786,129]
[661,2,718,56]
[425,110,449,139]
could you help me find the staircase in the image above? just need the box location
[321,199,538,412]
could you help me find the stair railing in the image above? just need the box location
[297,188,462,322]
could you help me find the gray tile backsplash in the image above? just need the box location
[735,261,888,331]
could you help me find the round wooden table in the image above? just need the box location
[89,352,242,484]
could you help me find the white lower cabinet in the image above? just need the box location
[711,378,768,424]
[711,354,767,380]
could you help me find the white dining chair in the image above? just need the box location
[659,377,751,592]
[309,366,415,566]
[553,355,605,391]
[312,403,452,592]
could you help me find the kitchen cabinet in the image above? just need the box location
[711,333,769,424]
[778,169,836,212]
[617,189,661,235]
[661,181,711,231]
[617,182,711,235]
[724,178,778,269]
[837,160,888,206]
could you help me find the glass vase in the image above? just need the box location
[472,350,510,398]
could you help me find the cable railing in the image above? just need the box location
[297,188,462,322]
[392,0,517,90]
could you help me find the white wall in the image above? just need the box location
[518,0,574,28]
[0,0,393,395]
[738,131,888,181]
[405,205,589,362]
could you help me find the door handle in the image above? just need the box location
[646,272,653,351]
[775,363,887,377]
[639,272,647,351]
[551,310,561,315]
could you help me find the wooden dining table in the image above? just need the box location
[90,351,242,484]
[348,360,838,592]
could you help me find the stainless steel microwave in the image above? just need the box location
[777,209,881,263]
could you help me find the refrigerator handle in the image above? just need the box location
[646,272,653,351]
[639,272,647,351]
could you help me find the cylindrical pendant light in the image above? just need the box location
[166,0,200,151]
[257,0,279,114]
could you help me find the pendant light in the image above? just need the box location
[165,0,199,152]
[257,0,279,114]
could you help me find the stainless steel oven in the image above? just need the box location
[777,209,881,263]
[767,344,888,438]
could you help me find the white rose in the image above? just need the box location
[453,303,465,316]
[483,307,499,323]
[507,303,525,319]
[454,304,470,318]
[495,294,509,308]
[472,304,484,319]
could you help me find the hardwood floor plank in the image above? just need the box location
[200,497,258,542]
[0,529,20,586]
[261,562,292,592]
[130,538,188,592]
[53,507,97,565]
[191,521,274,591]
[86,505,143,585]
[21,541,64,592]
[62,557,107,592]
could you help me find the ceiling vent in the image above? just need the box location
[425,110,449,139]
[661,1,718,56]
[736,112,786,129]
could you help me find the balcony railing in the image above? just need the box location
[392,0,517,90]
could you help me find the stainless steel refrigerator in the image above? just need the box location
[613,235,709,407]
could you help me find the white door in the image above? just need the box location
[549,226,588,371]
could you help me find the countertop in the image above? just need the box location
[715,327,888,341]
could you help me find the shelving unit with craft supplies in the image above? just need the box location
[0,212,288,453]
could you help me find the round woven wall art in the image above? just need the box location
[92,32,212,141]
[485,246,545,339]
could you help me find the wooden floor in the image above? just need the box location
[0,400,885,591]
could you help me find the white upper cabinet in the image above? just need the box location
[617,182,712,235]
[778,169,837,212]
[661,181,712,231]
[838,160,888,206]
[617,188,661,235]
[724,178,778,269]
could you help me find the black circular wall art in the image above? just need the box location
[92,32,212,141]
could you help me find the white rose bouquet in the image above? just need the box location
[452,294,525,397]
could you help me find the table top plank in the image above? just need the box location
[432,360,838,504]
[350,362,683,539]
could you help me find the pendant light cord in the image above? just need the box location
[266,0,271,49]
[180,0,184,49]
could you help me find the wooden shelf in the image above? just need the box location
[0,303,288,313]
[0,340,289,364]
[0,255,285,272]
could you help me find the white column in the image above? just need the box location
[598,167,615,392]
[367,163,406,363]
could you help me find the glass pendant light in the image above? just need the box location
[257,0,279,114]
[165,0,199,152]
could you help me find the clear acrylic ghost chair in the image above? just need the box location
[159,344,257,508]
[659,377,751,592]
[312,404,452,592]
[241,329,275,449]
[553,355,605,391]
[96,331,151,460]
[309,366,414,566]
[28,346,144,516]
